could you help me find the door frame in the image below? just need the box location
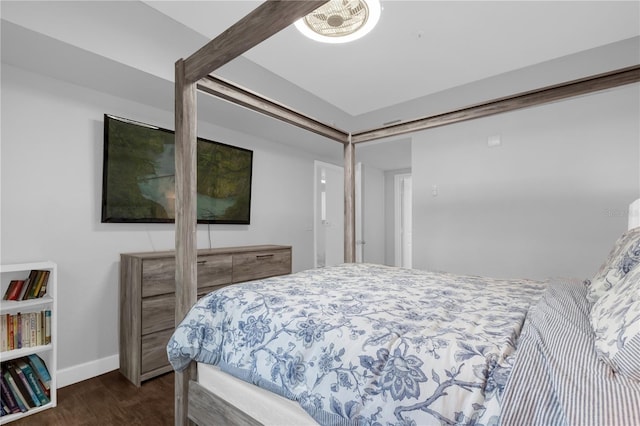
[355,162,364,263]
[394,173,412,268]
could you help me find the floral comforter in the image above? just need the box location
[167,263,546,425]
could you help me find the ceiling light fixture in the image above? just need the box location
[295,0,381,44]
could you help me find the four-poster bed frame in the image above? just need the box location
[173,1,640,424]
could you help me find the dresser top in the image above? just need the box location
[121,244,291,260]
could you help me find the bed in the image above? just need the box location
[167,232,640,425]
[169,1,640,424]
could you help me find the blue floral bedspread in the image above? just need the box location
[167,263,546,425]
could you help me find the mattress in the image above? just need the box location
[197,362,317,425]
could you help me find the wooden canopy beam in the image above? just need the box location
[195,65,640,146]
[351,64,640,144]
[184,0,329,83]
[198,75,348,143]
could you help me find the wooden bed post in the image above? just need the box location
[344,134,356,263]
[173,4,333,425]
[175,58,198,426]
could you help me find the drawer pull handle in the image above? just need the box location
[256,254,274,260]
[197,260,207,264]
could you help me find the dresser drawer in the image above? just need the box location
[142,285,230,335]
[197,255,233,288]
[142,254,232,298]
[142,294,175,335]
[141,259,175,298]
[141,328,174,375]
[233,249,291,283]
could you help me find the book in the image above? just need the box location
[29,313,37,347]
[18,277,31,300]
[3,280,25,301]
[0,373,21,414]
[20,270,40,301]
[23,271,43,300]
[25,270,41,299]
[37,270,50,298]
[3,280,15,300]
[16,312,22,349]
[29,270,49,299]
[0,315,7,352]
[8,314,14,350]
[13,315,18,350]
[44,310,51,345]
[21,314,30,349]
[26,354,51,395]
[4,363,38,408]
[35,312,41,345]
[15,359,49,405]
[1,370,28,413]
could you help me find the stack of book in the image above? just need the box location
[0,311,51,351]
[2,270,51,301]
[0,354,52,416]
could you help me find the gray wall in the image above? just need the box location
[360,164,385,264]
[412,84,639,280]
[383,168,411,266]
[0,63,338,385]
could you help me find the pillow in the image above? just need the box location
[590,265,640,381]
[587,227,640,303]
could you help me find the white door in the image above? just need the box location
[314,161,344,268]
[401,176,413,268]
[355,162,364,263]
[394,174,413,268]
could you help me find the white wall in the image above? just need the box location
[0,63,335,385]
[412,84,640,280]
[383,168,411,266]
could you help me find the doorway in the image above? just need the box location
[314,161,344,268]
[394,173,412,268]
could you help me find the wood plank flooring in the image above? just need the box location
[7,370,174,426]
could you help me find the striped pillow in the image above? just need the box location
[590,265,640,381]
[587,227,640,303]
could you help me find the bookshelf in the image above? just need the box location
[0,261,57,424]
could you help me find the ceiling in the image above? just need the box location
[2,1,639,170]
[144,0,639,116]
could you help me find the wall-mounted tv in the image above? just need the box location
[102,114,253,224]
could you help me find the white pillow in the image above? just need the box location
[587,227,640,303]
[590,265,640,381]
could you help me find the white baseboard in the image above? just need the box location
[56,354,119,388]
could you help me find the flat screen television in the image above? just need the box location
[102,114,253,224]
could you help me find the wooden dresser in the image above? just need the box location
[119,245,292,386]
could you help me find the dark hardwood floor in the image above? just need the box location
[8,370,174,426]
